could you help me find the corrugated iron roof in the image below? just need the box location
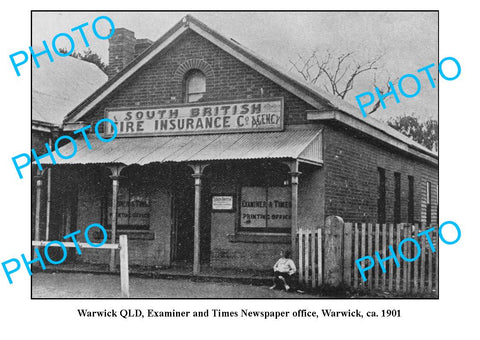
[32,56,107,126]
[43,129,323,166]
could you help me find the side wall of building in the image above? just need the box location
[323,124,438,224]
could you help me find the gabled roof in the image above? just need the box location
[33,55,107,127]
[62,15,437,164]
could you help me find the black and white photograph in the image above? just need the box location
[30,11,439,299]
[0,2,478,339]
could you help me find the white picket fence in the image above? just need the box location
[297,223,439,295]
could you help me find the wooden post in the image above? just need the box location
[110,177,119,272]
[34,171,44,242]
[305,229,310,286]
[120,235,129,298]
[289,166,301,265]
[317,229,322,286]
[402,226,408,293]
[360,223,366,286]
[189,163,208,275]
[298,229,303,282]
[367,223,373,289]
[45,167,52,240]
[323,216,344,287]
[427,237,433,293]
[413,224,419,293]
[396,225,401,292]
[311,230,316,288]
[107,165,125,272]
[434,228,439,295]
[374,224,380,290]
[406,225,411,293]
[353,223,359,289]
[381,223,387,291]
[388,223,394,291]
[420,224,426,293]
[343,223,353,286]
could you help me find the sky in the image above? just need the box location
[32,11,438,122]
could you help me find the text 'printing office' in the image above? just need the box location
[32,15,438,273]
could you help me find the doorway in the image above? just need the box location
[171,166,211,265]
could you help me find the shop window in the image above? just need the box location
[377,167,386,224]
[105,185,151,231]
[394,172,401,224]
[185,70,206,103]
[238,163,291,233]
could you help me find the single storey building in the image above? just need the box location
[33,15,438,273]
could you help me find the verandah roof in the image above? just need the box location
[42,129,322,166]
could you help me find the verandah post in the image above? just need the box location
[289,164,301,265]
[34,169,44,242]
[107,164,126,272]
[188,163,209,275]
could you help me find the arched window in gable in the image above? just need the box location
[185,70,206,103]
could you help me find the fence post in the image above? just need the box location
[120,235,129,298]
[323,216,344,287]
[396,225,401,292]
[305,230,310,285]
[317,229,322,286]
[374,224,380,290]
[343,223,353,286]
[388,223,394,291]
[420,224,426,293]
[360,223,366,287]
[402,226,408,293]
[381,223,387,291]
[367,223,373,289]
[298,229,304,282]
[311,230,317,288]
[353,223,359,289]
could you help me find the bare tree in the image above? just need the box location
[289,50,395,115]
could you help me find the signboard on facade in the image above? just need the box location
[212,195,234,211]
[105,98,283,137]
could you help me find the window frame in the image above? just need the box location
[102,181,152,231]
[184,69,206,103]
[237,184,292,234]
[408,175,415,223]
[426,181,432,225]
[377,167,386,224]
[394,172,401,224]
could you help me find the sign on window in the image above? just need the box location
[240,186,291,230]
[107,186,150,229]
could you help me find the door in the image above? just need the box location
[172,170,195,263]
[171,165,211,265]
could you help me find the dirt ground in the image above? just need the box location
[32,272,316,298]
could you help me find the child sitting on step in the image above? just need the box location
[270,250,296,291]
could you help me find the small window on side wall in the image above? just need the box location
[185,70,206,103]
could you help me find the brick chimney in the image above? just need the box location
[106,28,153,79]
[134,38,154,58]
